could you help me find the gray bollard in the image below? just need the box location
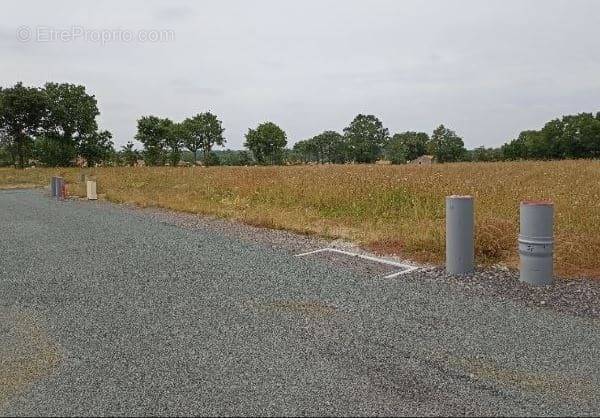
[50,176,58,198]
[446,195,475,275]
[519,200,554,286]
[55,177,65,200]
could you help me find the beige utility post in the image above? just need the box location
[86,180,98,200]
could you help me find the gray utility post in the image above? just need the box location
[50,176,58,198]
[51,176,64,199]
[519,200,554,286]
[54,177,65,200]
[446,195,475,275]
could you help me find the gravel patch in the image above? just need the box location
[408,266,600,320]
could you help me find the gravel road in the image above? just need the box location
[1,189,600,416]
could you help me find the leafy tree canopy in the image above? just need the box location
[427,125,467,163]
[135,116,173,166]
[244,122,287,165]
[343,114,389,163]
[0,83,47,167]
[181,112,225,165]
[386,131,429,164]
[120,141,140,166]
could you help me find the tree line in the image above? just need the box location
[128,112,469,166]
[501,112,600,160]
[1,81,599,167]
[290,118,468,164]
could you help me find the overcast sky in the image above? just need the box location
[1,0,599,149]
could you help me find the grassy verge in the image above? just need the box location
[2,161,599,279]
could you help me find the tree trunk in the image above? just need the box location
[16,137,24,169]
[8,146,16,168]
[203,146,211,166]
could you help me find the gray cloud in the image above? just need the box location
[153,5,196,22]
[170,79,224,97]
[1,0,599,149]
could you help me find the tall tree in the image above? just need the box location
[427,125,467,163]
[181,112,225,165]
[244,122,287,165]
[313,131,348,163]
[292,140,315,163]
[121,141,140,166]
[135,116,172,166]
[0,124,15,166]
[165,121,183,166]
[42,83,100,166]
[385,137,407,164]
[388,131,429,162]
[0,83,47,168]
[78,130,114,167]
[343,114,389,163]
[501,131,531,160]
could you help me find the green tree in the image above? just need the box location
[314,131,348,163]
[203,151,221,166]
[343,114,389,163]
[41,83,100,166]
[0,143,11,167]
[165,121,184,166]
[385,137,407,164]
[181,112,225,165]
[121,141,140,166]
[292,140,314,163]
[427,125,467,163]
[389,131,429,162]
[501,132,529,160]
[135,116,172,166]
[543,113,600,159]
[244,122,287,165]
[34,133,76,166]
[78,130,114,167]
[0,127,15,166]
[0,83,47,168]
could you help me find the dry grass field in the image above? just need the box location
[2,160,599,279]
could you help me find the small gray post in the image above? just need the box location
[519,201,554,286]
[55,177,65,200]
[50,176,58,198]
[446,195,474,275]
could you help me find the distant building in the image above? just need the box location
[410,155,435,165]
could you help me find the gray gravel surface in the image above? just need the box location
[1,189,600,417]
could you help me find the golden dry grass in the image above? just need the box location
[1,160,599,279]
